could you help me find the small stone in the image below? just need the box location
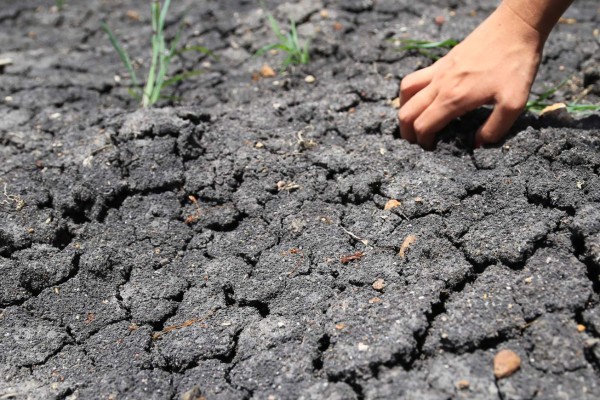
[494,349,521,379]
[456,380,470,390]
[49,112,61,120]
[391,97,400,109]
[357,342,369,351]
[372,279,386,292]
[524,276,533,284]
[577,324,586,332]
[255,142,264,149]
[335,323,346,330]
[4,96,13,102]
[369,297,382,304]
[320,9,329,18]
[434,15,446,25]
[305,75,316,83]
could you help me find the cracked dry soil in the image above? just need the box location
[1,0,600,399]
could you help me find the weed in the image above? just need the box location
[101,0,211,108]
[393,38,459,60]
[526,77,600,114]
[55,0,65,9]
[256,12,310,70]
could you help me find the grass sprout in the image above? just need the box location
[55,0,65,9]
[256,12,310,70]
[526,77,600,114]
[101,0,211,108]
[393,38,460,60]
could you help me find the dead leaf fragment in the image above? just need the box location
[277,181,300,192]
[126,10,140,21]
[494,349,521,379]
[341,251,364,264]
[0,57,13,67]
[540,102,567,116]
[384,199,401,210]
[260,64,276,78]
[372,279,386,291]
[84,313,96,324]
[558,17,577,24]
[456,380,470,390]
[399,235,417,258]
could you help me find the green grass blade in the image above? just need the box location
[267,13,286,42]
[535,77,570,103]
[176,45,214,57]
[302,39,310,64]
[162,70,204,88]
[127,87,142,100]
[101,21,140,89]
[158,0,172,36]
[256,43,291,56]
[397,38,460,51]
[168,25,183,58]
[143,3,161,107]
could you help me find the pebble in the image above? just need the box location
[494,349,521,379]
[357,342,369,351]
[372,279,386,291]
[305,75,316,83]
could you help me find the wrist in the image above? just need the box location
[502,0,573,37]
[493,1,548,48]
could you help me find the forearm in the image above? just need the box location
[503,0,574,36]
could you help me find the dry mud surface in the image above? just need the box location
[1,0,600,399]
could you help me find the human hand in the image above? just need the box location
[398,2,547,149]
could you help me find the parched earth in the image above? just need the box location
[1,0,600,399]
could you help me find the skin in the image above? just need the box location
[398,0,575,149]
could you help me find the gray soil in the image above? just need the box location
[1,0,600,399]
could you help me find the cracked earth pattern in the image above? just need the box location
[1,0,600,399]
